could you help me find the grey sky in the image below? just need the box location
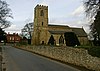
[4,0,90,34]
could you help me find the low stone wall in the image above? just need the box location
[17,45,100,71]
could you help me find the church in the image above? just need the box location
[31,5,89,46]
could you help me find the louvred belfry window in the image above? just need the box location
[40,10,44,16]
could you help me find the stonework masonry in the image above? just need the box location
[32,5,89,46]
[17,46,100,71]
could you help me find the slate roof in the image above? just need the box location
[49,27,87,37]
[48,24,87,37]
[71,28,87,37]
[49,30,67,34]
[48,24,69,28]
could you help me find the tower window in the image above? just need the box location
[40,10,44,16]
[42,22,43,26]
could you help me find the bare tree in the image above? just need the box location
[21,22,33,40]
[0,0,13,29]
[84,0,99,18]
[84,0,100,45]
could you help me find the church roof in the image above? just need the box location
[49,27,87,37]
[48,24,69,28]
[49,30,67,34]
[71,28,87,37]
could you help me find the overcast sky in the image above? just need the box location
[4,0,90,34]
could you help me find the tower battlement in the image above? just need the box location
[35,4,48,9]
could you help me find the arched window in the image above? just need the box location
[59,35,64,45]
[40,10,44,16]
[48,35,55,45]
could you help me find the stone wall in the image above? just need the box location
[78,37,89,45]
[17,46,100,71]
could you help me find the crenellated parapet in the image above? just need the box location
[35,4,48,9]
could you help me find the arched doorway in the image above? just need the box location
[59,35,64,46]
[48,35,55,45]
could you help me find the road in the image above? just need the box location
[3,46,80,71]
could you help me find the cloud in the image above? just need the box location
[49,17,90,33]
[71,5,85,17]
[39,0,48,6]
[67,19,90,33]
[5,24,21,34]
[49,4,86,24]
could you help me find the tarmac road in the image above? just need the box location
[3,46,80,71]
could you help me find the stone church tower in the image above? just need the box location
[32,5,49,45]
[32,5,89,46]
